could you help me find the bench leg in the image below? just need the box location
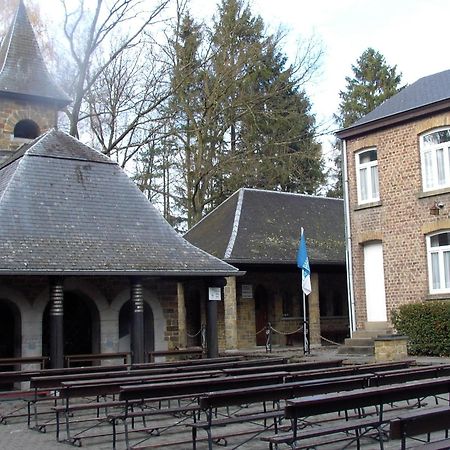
[192,426,197,450]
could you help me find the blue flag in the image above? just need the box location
[297,227,311,295]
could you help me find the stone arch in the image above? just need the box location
[111,288,167,353]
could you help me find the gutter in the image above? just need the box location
[342,139,356,334]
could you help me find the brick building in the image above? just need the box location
[0,1,239,368]
[184,188,349,350]
[336,70,450,335]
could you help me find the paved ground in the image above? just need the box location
[1,346,449,450]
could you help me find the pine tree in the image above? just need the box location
[328,48,403,197]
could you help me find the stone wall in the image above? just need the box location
[345,112,450,329]
[0,97,58,161]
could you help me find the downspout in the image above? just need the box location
[342,139,356,335]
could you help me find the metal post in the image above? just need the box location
[131,278,144,364]
[49,278,64,368]
[206,299,218,358]
[303,292,310,355]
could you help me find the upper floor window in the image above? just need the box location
[421,129,450,192]
[355,148,379,204]
[427,231,450,294]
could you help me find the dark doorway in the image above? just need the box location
[0,299,21,389]
[42,291,100,364]
[185,289,202,347]
[255,285,269,346]
[119,301,154,357]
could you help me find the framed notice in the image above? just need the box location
[208,287,221,301]
[241,284,253,299]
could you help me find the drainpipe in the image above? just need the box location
[342,139,356,335]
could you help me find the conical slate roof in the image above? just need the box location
[0,1,70,106]
[0,129,239,276]
[185,188,345,265]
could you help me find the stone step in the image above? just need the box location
[344,337,373,347]
[337,345,375,356]
[352,329,393,339]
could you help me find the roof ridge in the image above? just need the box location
[224,188,245,259]
[242,187,343,202]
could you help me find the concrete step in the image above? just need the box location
[352,330,392,339]
[344,337,373,347]
[337,345,375,356]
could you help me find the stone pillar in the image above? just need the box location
[206,278,227,358]
[49,278,64,369]
[130,277,144,364]
[224,276,238,350]
[309,272,321,346]
[177,282,187,348]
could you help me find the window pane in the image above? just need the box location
[431,252,441,289]
[359,167,368,201]
[423,130,450,146]
[431,233,450,247]
[437,148,445,185]
[371,165,379,198]
[445,251,450,289]
[423,151,434,189]
[359,149,377,164]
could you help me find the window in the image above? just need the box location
[427,231,450,293]
[355,148,379,204]
[421,129,450,191]
[13,119,40,140]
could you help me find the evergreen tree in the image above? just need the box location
[328,48,403,197]
[337,47,403,128]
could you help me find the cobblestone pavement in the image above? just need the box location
[1,347,449,450]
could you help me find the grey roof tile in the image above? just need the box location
[0,1,70,106]
[0,130,238,276]
[185,188,345,265]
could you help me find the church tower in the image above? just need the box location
[0,1,70,162]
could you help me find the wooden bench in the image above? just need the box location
[0,356,49,370]
[147,347,203,362]
[65,352,130,367]
[221,359,344,376]
[271,376,450,450]
[114,371,290,448]
[189,373,374,450]
[390,406,450,449]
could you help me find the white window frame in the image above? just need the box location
[355,148,379,205]
[420,128,450,192]
[427,231,450,294]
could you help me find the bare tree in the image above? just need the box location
[59,0,171,140]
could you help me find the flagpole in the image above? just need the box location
[302,291,309,355]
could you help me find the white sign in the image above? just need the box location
[208,287,222,301]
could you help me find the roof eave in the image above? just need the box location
[0,89,71,108]
[0,269,245,277]
[336,98,450,140]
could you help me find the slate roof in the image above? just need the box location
[337,69,450,136]
[0,1,70,106]
[0,129,239,276]
[184,188,345,265]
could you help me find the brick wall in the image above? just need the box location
[346,113,450,329]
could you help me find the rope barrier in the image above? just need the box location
[255,327,266,335]
[269,325,303,336]
[186,328,202,338]
[320,335,342,346]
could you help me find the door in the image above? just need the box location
[363,242,387,322]
[254,285,269,346]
